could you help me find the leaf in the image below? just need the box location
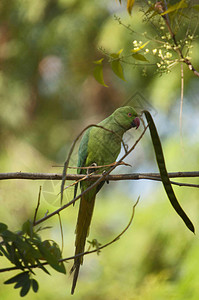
[31,279,39,293]
[0,223,8,233]
[1,230,17,242]
[35,258,51,275]
[93,58,108,87]
[132,53,149,62]
[0,243,10,260]
[110,49,123,59]
[161,0,187,15]
[131,41,149,53]
[50,242,62,260]
[110,49,125,81]
[4,272,29,285]
[127,0,135,15]
[143,110,195,233]
[14,280,27,289]
[22,220,33,238]
[20,278,31,297]
[111,60,125,80]
[37,241,66,274]
[193,4,199,11]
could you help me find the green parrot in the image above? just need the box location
[70,106,140,294]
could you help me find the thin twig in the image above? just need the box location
[53,161,131,169]
[58,213,64,254]
[33,186,42,225]
[180,63,184,147]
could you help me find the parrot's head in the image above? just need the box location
[113,106,140,130]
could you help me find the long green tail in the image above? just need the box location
[71,193,96,294]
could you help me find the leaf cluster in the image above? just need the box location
[0,220,66,297]
[94,0,199,86]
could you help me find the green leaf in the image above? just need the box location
[0,243,10,260]
[111,60,125,81]
[4,242,16,263]
[14,280,27,289]
[143,110,195,233]
[131,41,149,53]
[9,243,24,269]
[20,278,31,297]
[31,279,39,293]
[50,242,62,260]
[132,53,149,62]
[161,0,187,15]
[127,0,135,15]
[0,223,8,233]
[110,49,125,80]
[110,49,123,59]
[37,241,66,274]
[4,272,29,285]
[93,58,108,87]
[193,4,199,11]
[22,220,33,238]
[1,230,17,242]
[35,258,51,275]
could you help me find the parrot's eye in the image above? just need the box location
[128,113,132,117]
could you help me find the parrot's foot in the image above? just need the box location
[87,162,98,174]
[102,170,109,184]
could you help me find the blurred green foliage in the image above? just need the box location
[0,0,199,299]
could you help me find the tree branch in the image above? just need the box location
[0,171,199,182]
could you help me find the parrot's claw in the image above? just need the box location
[101,170,109,184]
[87,162,97,174]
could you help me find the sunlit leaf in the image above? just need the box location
[131,41,149,53]
[93,59,108,87]
[132,53,149,62]
[111,49,123,59]
[110,49,125,80]
[161,0,187,15]
[127,0,135,15]
[0,243,10,260]
[144,110,195,233]
[111,60,125,80]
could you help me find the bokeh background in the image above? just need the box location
[0,0,199,299]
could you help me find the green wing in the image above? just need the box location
[74,128,91,198]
